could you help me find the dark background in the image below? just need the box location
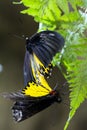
[0,1,87,130]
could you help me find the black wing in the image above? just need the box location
[26,30,65,66]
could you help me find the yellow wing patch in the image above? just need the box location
[33,53,52,76]
[22,53,52,97]
[22,81,52,97]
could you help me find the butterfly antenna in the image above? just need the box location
[8,33,25,40]
[13,34,24,40]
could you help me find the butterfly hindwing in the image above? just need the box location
[22,79,52,97]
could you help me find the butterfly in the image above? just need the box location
[3,55,62,122]
[3,30,64,122]
[5,77,62,122]
[6,60,62,122]
[24,30,65,86]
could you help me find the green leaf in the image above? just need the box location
[64,42,87,130]
[57,0,69,14]
[20,0,86,30]
[62,24,87,129]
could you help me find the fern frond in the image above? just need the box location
[64,41,87,130]
[20,0,85,30]
[62,14,87,129]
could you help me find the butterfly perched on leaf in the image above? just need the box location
[2,30,64,122]
[24,30,65,86]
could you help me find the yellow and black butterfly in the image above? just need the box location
[3,55,62,122]
[24,30,65,86]
[5,75,62,122]
[4,57,62,122]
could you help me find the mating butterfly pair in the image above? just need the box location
[4,30,65,122]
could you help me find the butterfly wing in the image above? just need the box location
[27,30,65,66]
[33,53,53,77]
[22,80,52,97]
[7,91,57,122]
[23,50,52,86]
